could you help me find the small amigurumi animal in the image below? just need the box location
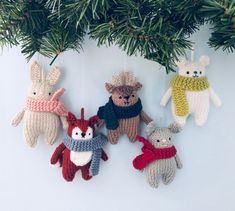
[133,121,182,188]
[11,62,68,147]
[50,108,108,182]
[97,71,152,144]
[160,55,222,126]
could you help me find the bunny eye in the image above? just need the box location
[33,92,36,95]
[119,96,122,99]
[169,137,171,140]
[186,71,190,74]
[132,94,135,97]
[49,92,52,95]
[200,71,202,74]
[157,140,160,143]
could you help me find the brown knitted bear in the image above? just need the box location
[97,71,152,144]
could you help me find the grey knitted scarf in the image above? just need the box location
[63,133,108,176]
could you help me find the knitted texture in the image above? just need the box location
[133,121,182,188]
[63,134,108,176]
[171,76,209,116]
[97,97,142,130]
[160,56,222,126]
[98,71,152,144]
[26,88,68,116]
[133,136,176,170]
[50,108,108,182]
[11,62,68,147]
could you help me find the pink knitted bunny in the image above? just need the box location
[11,62,68,148]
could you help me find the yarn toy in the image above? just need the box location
[133,121,182,188]
[11,62,68,147]
[160,55,222,126]
[97,71,152,144]
[50,108,108,182]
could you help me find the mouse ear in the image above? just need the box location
[146,121,157,136]
[67,112,77,126]
[168,122,182,134]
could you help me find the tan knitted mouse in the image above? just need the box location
[97,71,152,144]
[11,62,68,148]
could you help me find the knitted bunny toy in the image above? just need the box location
[133,121,182,188]
[50,108,108,182]
[160,56,222,126]
[11,62,68,147]
[97,71,152,144]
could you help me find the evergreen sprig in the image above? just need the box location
[0,0,234,72]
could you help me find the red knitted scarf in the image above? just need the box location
[26,88,68,116]
[133,136,176,170]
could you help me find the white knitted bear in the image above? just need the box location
[160,56,222,126]
[11,62,68,147]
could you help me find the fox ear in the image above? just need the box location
[67,112,77,125]
[89,115,99,128]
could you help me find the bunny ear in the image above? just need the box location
[30,61,42,81]
[168,122,182,134]
[46,67,61,85]
[146,121,157,136]
[67,112,77,126]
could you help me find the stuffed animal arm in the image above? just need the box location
[209,88,222,107]
[160,87,172,107]
[11,109,25,127]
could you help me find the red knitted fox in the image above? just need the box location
[50,108,108,182]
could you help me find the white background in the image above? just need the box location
[1,25,235,211]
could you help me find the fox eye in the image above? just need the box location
[88,133,91,135]
[49,92,51,95]
[186,71,190,74]
[119,96,122,99]
[33,92,36,95]
[75,132,78,135]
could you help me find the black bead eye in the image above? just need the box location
[33,92,36,95]
[157,140,160,143]
[200,71,202,74]
[119,96,122,99]
[169,137,171,140]
[186,71,190,74]
[132,94,135,97]
[49,92,51,95]
[88,133,91,135]
[75,132,78,135]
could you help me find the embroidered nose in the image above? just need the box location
[124,96,130,100]
[194,71,198,74]
[162,139,167,143]
[81,132,86,137]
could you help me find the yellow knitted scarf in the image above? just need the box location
[171,75,209,116]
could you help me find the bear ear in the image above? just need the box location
[133,82,142,91]
[105,83,115,93]
[199,55,210,67]
[67,112,77,126]
[168,122,182,134]
[175,58,188,69]
[146,121,157,136]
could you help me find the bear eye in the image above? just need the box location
[132,94,135,97]
[157,140,160,143]
[119,96,122,99]
[33,92,36,95]
[49,92,51,95]
[186,71,190,74]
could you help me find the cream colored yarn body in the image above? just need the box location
[11,62,67,148]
